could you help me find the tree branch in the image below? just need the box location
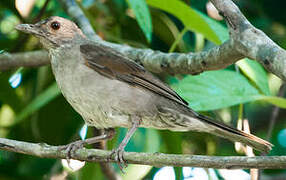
[0,50,49,71]
[210,0,286,81]
[58,0,244,75]
[0,138,286,169]
[2,0,286,81]
[0,40,243,74]
[59,0,286,80]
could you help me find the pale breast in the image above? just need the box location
[75,62,160,128]
[50,45,160,129]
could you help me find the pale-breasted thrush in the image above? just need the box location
[15,16,272,166]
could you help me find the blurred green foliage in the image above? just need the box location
[1,0,286,179]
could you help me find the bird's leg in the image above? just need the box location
[110,116,140,170]
[61,128,115,159]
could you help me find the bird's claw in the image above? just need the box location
[60,140,86,161]
[110,147,127,171]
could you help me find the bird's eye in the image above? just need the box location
[50,21,60,30]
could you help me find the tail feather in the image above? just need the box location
[197,114,273,153]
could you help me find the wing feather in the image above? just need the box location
[80,44,188,106]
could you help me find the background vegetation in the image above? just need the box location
[0,0,286,179]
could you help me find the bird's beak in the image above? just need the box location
[15,24,41,36]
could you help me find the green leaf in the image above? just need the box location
[168,27,188,53]
[236,58,270,95]
[127,0,152,42]
[257,96,286,109]
[194,9,229,43]
[15,83,60,124]
[172,70,260,111]
[147,0,221,44]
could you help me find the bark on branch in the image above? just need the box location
[0,41,243,74]
[210,0,286,81]
[0,138,285,169]
[0,50,49,71]
[59,0,245,75]
[2,0,286,81]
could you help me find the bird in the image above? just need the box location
[15,16,272,167]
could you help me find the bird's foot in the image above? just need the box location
[60,140,86,161]
[110,146,127,171]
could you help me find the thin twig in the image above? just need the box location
[33,0,52,22]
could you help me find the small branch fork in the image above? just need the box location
[0,138,286,169]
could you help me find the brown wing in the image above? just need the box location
[80,44,188,106]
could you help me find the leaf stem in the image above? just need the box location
[168,27,188,53]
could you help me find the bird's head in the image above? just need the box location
[15,16,85,49]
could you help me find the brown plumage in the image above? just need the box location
[81,44,188,106]
[15,16,272,167]
[80,42,272,153]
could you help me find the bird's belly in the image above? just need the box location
[60,79,134,128]
[53,61,161,129]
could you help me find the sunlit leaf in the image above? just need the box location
[14,83,60,123]
[169,27,188,53]
[122,164,153,180]
[171,70,260,111]
[147,0,221,44]
[152,11,185,51]
[0,14,20,39]
[0,104,15,127]
[127,0,152,42]
[257,96,286,109]
[236,58,270,95]
[194,9,229,42]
